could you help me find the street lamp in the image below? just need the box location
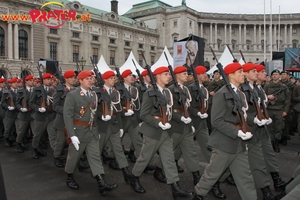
[78,57,86,71]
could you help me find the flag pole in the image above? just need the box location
[263,0,266,62]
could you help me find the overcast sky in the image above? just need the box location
[79,0,300,15]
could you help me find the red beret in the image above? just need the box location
[224,62,242,75]
[64,70,75,79]
[242,63,256,72]
[90,71,95,76]
[194,66,207,74]
[102,70,115,79]
[141,69,148,76]
[36,78,41,83]
[42,73,53,79]
[153,66,169,75]
[256,64,265,73]
[17,78,22,83]
[174,66,187,74]
[78,70,92,80]
[8,78,17,83]
[121,69,132,78]
[25,75,34,81]
[0,78,4,83]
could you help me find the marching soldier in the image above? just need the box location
[52,70,76,168]
[292,78,300,140]
[29,73,55,159]
[264,69,290,152]
[95,70,132,184]
[158,66,201,185]
[1,78,19,147]
[130,66,193,199]
[193,62,257,200]
[0,77,5,139]
[256,64,286,192]
[63,70,118,194]
[15,75,35,153]
[240,63,274,199]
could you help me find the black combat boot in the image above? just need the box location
[130,176,145,193]
[108,159,120,170]
[54,157,64,168]
[32,148,39,159]
[95,174,118,195]
[128,149,137,163]
[171,182,193,199]
[17,142,24,153]
[192,171,201,186]
[261,186,274,200]
[121,167,132,184]
[4,138,12,147]
[274,191,286,200]
[66,173,79,190]
[270,172,286,192]
[153,167,167,183]
[36,148,47,157]
[273,140,280,153]
[211,181,226,199]
[226,175,236,186]
[175,160,184,173]
[143,164,155,173]
[192,195,205,200]
[122,145,129,155]
[101,149,114,163]
[280,136,287,146]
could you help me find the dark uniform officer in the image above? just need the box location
[131,66,193,199]
[15,75,35,153]
[63,70,118,195]
[0,77,6,138]
[1,78,19,147]
[193,62,257,200]
[264,69,290,152]
[52,70,76,167]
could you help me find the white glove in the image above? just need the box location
[158,122,168,130]
[124,109,134,116]
[266,118,272,125]
[120,129,124,137]
[70,136,80,151]
[164,123,171,129]
[254,117,267,126]
[191,126,195,134]
[237,130,253,140]
[20,108,28,112]
[181,116,192,124]
[197,112,208,119]
[139,122,143,127]
[101,115,111,121]
[8,106,14,111]
[38,107,46,113]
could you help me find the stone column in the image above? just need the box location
[31,25,34,60]
[269,24,272,51]
[243,24,247,50]
[273,25,277,51]
[200,22,203,38]
[289,24,293,48]
[258,24,262,50]
[14,23,19,60]
[284,24,287,48]
[210,23,213,47]
[238,24,242,50]
[224,24,227,45]
[214,23,218,50]
[229,24,232,49]
[8,22,13,60]
[253,24,257,51]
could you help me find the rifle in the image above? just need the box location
[114,61,132,112]
[210,46,250,133]
[255,84,270,119]
[164,52,189,118]
[226,44,238,63]
[90,57,111,117]
[132,59,147,92]
[186,47,206,114]
[21,70,28,109]
[53,61,68,100]
[36,63,47,108]
[141,52,168,124]
[3,74,15,108]
[239,50,247,63]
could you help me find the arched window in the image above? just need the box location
[19,29,28,58]
[0,27,4,57]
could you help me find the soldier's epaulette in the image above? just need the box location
[223,92,234,100]
[191,84,199,91]
[55,85,65,92]
[148,90,157,97]
[173,86,180,93]
[33,86,42,91]
[2,89,9,94]
[17,88,26,94]
[240,83,250,92]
